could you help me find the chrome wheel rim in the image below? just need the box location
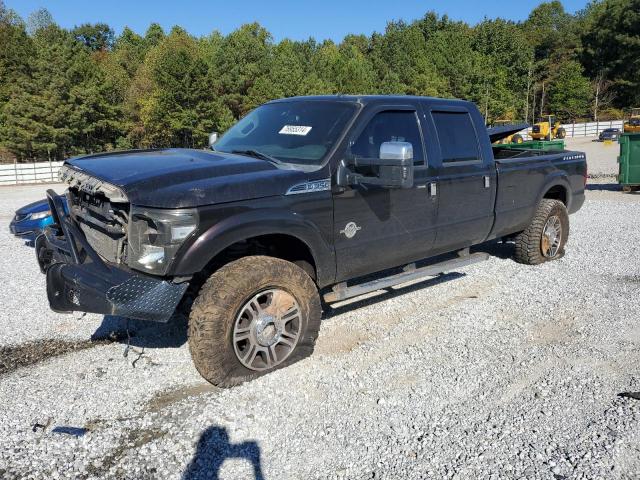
[233,289,302,371]
[541,215,562,258]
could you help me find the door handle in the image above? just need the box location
[429,182,437,196]
[483,176,490,188]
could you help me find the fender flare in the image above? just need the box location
[169,209,336,287]
[535,172,573,211]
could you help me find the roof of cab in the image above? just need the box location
[267,94,473,108]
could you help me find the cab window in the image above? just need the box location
[432,111,480,163]
[350,110,425,166]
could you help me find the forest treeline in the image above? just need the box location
[0,0,638,161]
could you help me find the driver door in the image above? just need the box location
[332,105,439,282]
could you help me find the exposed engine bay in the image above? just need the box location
[59,165,130,264]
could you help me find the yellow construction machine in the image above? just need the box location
[624,108,640,133]
[491,120,525,144]
[531,115,566,141]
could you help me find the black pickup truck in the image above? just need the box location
[36,95,586,386]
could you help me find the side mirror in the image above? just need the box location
[338,141,414,189]
[208,132,218,150]
[379,141,413,162]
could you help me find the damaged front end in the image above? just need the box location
[36,180,189,323]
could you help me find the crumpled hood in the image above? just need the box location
[66,148,309,208]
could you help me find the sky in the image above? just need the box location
[6,0,590,42]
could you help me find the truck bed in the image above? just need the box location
[492,145,565,160]
[490,148,587,240]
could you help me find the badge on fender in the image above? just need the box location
[340,222,361,239]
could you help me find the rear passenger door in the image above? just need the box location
[422,105,496,253]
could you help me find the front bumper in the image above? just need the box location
[9,220,23,236]
[36,190,188,322]
[10,218,50,237]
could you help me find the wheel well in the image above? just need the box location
[543,185,567,205]
[201,234,317,281]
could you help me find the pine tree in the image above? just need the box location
[582,0,640,107]
[138,28,229,148]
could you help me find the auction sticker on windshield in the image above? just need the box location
[279,125,312,136]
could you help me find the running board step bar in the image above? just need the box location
[323,252,489,303]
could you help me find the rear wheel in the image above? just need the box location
[556,127,566,139]
[188,256,321,387]
[512,134,524,144]
[514,199,569,265]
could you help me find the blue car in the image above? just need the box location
[9,199,55,239]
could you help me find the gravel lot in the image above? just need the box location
[1,141,639,479]
[565,137,620,177]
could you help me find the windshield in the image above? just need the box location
[215,101,357,167]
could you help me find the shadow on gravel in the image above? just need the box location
[586,183,623,192]
[91,313,188,349]
[618,392,640,400]
[474,240,515,260]
[182,426,265,480]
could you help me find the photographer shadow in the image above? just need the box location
[182,426,265,480]
[91,312,188,349]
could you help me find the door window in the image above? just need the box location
[432,111,480,163]
[351,110,425,165]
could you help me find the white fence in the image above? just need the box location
[0,160,63,186]
[519,119,625,140]
[559,119,624,137]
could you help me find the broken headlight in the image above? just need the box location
[30,210,52,220]
[127,206,198,275]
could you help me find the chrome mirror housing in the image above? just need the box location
[208,132,218,149]
[379,141,413,161]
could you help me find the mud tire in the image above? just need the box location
[514,199,569,265]
[188,256,321,387]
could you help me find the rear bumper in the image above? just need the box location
[36,190,188,322]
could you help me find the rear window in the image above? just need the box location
[432,111,480,163]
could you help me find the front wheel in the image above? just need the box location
[514,199,569,265]
[188,256,321,387]
[556,127,566,139]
